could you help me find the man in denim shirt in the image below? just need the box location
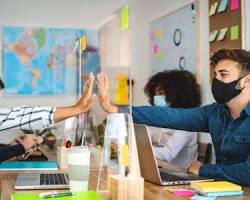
[97,49,250,186]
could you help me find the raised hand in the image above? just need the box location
[96,73,118,113]
[54,73,96,122]
[74,72,96,113]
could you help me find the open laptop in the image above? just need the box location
[134,124,214,185]
[15,173,69,189]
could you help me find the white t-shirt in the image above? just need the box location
[149,126,198,168]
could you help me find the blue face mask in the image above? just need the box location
[153,95,169,107]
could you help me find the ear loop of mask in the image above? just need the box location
[235,81,243,90]
[235,73,250,90]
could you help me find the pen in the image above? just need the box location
[39,192,76,198]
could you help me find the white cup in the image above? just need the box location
[67,146,90,192]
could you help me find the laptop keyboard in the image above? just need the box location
[160,171,208,182]
[160,172,188,181]
[40,173,68,185]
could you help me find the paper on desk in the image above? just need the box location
[11,191,104,200]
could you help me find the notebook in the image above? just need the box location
[134,124,213,185]
[191,181,242,193]
[11,191,104,200]
[203,191,243,197]
[0,161,58,171]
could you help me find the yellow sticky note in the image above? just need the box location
[121,144,129,166]
[121,5,129,31]
[80,35,86,51]
[156,27,162,39]
[230,25,239,40]
[114,73,129,105]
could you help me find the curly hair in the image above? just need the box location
[144,70,201,108]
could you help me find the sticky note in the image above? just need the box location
[121,144,129,166]
[166,188,196,197]
[150,31,154,40]
[217,0,228,12]
[80,35,86,51]
[231,0,239,10]
[156,27,162,39]
[230,25,239,40]
[209,2,218,16]
[209,30,218,42]
[217,28,228,41]
[121,5,129,31]
[191,194,216,200]
[157,51,163,62]
[152,44,158,54]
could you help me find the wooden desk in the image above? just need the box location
[1,170,250,200]
[1,145,250,200]
[0,169,109,200]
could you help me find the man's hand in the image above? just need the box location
[187,161,203,175]
[16,134,38,151]
[96,73,118,113]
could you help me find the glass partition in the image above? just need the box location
[75,3,131,192]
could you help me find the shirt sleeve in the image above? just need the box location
[131,105,210,132]
[0,144,25,163]
[153,130,195,162]
[0,106,55,131]
[199,156,250,186]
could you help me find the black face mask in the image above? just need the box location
[211,78,242,104]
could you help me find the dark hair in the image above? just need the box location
[210,49,250,75]
[144,70,201,108]
[0,78,4,89]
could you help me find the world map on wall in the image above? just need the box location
[2,26,100,95]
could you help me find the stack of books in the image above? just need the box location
[191,181,243,197]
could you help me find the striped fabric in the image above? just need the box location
[0,106,55,131]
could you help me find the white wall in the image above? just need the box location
[130,0,213,106]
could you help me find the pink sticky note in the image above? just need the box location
[153,44,158,54]
[231,0,239,10]
[172,189,196,197]
[150,32,154,40]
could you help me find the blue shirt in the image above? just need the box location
[130,103,250,186]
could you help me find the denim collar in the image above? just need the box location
[220,104,230,118]
[244,104,250,116]
[220,104,250,117]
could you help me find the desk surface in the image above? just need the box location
[1,171,250,200]
[1,145,250,200]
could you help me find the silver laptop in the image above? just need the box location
[15,173,69,189]
[134,124,213,185]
